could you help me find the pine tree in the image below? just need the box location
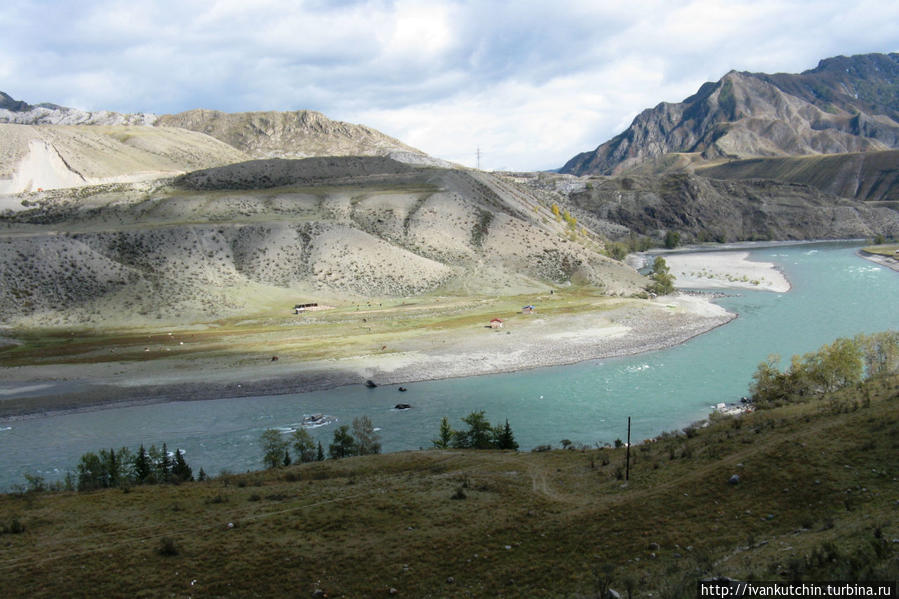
[453,411,493,449]
[172,449,193,482]
[329,425,358,459]
[494,419,519,450]
[134,444,152,483]
[283,450,292,467]
[160,443,172,483]
[76,452,105,491]
[432,416,454,449]
[316,441,325,462]
[103,448,119,488]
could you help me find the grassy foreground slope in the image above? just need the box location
[2,376,896,597]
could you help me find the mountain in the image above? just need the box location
[561,53,899,176]
[0,91,429,160]
[0,91,156,126]
[0,157,645,326]
[154,109,440,164]
[0,123,250,194]
[0,91,32,112]
[0,92,449,194]
[558,172,899,243]
[694,150,899,203]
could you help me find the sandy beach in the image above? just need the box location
[663,251,791,292]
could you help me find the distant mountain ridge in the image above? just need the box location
[0,91,445,193]
[0,91,433,162]
[0,91,156,126]
[154,109,437,163]
[562,53,899,175]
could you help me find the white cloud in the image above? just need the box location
[2,0,898,170]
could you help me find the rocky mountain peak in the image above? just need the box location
[0,91,32,112]
[561,52,899,176]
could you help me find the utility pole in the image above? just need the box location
[476,146,481,170]
[626,416,631,481]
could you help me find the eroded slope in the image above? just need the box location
[0,158,646,326]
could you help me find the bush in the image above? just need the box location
[749,333,893,407]
[353,416,382,455]
[260,429,289,469]
[647,256,675,295]
[157,537,179,556]
[1,517,25,535]
[449,411,518,450]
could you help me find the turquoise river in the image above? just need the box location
[1,242,897,490]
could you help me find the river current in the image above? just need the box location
[2,242,897,490]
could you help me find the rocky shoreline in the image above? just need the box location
[858,249,899,273]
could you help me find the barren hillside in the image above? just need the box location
[0,91,451,197]
[543,172,899,244]
[0,157,646,327]
[0,124,249,194]
[155,109,431,162]
[695,150,899,203]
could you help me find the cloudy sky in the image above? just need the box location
[2,1,898,171]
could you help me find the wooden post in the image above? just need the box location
[626,416,631,481]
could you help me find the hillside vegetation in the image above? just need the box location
[2,371,896,597]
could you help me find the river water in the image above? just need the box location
[1,242,897,490]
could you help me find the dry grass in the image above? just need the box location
[862,244,899,258]
[2,376,897,597]
[0,289,625,368]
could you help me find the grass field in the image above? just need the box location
[0,288,624,368]
[861,244,899,258]
[2,375,896,597]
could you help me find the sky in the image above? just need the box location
[2,1,898,171]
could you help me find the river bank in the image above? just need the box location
[0,293,735,421]
[2,245,812,421]
[858,249,899,272]
[662,251,791,292]
[8,242,897,493]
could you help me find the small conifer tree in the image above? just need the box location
[134,444,152,483]
[432,416,454,449]
[494,419,519,450]
[172,449,193,482]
